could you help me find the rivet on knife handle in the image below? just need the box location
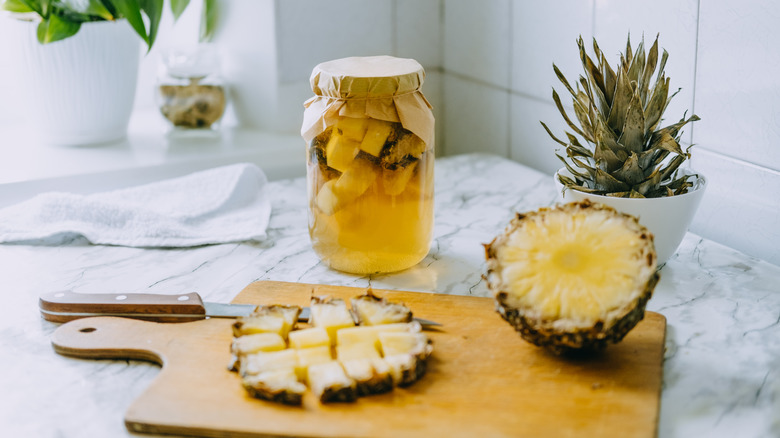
[39,291,207,323]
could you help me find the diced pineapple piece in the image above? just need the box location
[336,342,381,361]
[295,345,333,382]
[333,159,378,199]
[232,315,284,338]
[309,297,355,345]
[307,361,357,403]
[240,349,299,376]
[242,368,306,405]
[381,161,418,196]
[383,353,425,387]
[340,358,393,396]
[359,119,393,156]
[315,179,342,216]
[228,333,287,371]
[378,331,432,359]
[337,117,369,141]
[351,291,413,325]
[335,323,418,351]
[288,327,330,350]
[325,133,360,172]
[232,305,301,339]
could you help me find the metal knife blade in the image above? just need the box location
[39,290,440,327]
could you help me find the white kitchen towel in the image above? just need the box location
[0,163,271,247]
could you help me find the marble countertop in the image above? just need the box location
[1,154,778,437]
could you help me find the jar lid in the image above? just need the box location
[309,56,425,99]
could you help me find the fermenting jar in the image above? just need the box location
[301,56,435,274]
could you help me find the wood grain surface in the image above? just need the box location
[50,280,666,438]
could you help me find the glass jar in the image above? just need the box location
[156,45,227,132]
[301,56,435,274]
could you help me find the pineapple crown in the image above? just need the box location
[541,34,700,198]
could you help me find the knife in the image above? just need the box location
[39,291,441,327]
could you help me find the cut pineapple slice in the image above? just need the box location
[228,333,287,371]
[337,117,369,141]
[378,331,432,359]
[383,353,426,387]
[232,305,301,339]
[325,133,360,173]
[242,368,306,406]
[336,342,381,361]
[315,159,378,216]
[381,161,417,196]
[288,327,330,350]
[307,361,357,403]
[336,323,419,351]
[359,119,393,156]
[351,290,413,325]
[308,296,356,345]
[340,358,393,396]
[240,349,299,377]
[485,200,659,352]
[295,345,333,382]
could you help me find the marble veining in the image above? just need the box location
[0,153,777,437]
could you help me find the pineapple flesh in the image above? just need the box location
[228,291,433,405]
[484,200,659,353]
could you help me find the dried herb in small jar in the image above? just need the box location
[158,77,226,129]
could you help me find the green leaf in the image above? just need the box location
[37,14,81,44]
[552,88,591,142]
[84,0,114,20]
[595,167,630,193]
[170,0,189,19]
[139,0,163,50]
[611,153,644,186]
[111,0,148,46]
[200,0,218,41]
[2,0,35,13]
[640,34,659,105]
[644,76,669,133]
[540,121,568,147]
[606,64,633,134]
[617,88,646,154]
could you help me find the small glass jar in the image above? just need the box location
[156,45,227,132]
[301,56,435,274]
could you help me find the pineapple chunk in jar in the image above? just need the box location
[307,118,434,274]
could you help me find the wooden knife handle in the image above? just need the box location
[39,291,207,323]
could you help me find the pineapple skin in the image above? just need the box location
[484,200,659,353]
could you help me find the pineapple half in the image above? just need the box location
[484,200,659,352]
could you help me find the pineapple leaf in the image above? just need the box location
[540,121,569,147]
[656,113,701,139]
[557,154,590,180]
[658,155,686,182]
[572,98,595,143]
[649,131,685,155]
[617,88,646,154]
[640,35,660,106]
[611,153,645,186]
[627,36,645,85]
[601,53,617,107]
[578,37,607,100]
[595,167,631,192]
[629,190,646,198]
[552,89,590,141]
[607,65,633,134]
[644,76,669,133]
[636,169,662,196]
[595,138,624,172]
[553,64,578,98]
[625,34,633,68]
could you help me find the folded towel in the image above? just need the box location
[0,163,271,247]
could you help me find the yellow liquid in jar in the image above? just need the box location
[308,144,434,274]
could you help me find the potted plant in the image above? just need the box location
[0,0,216,145]
[541,35,707,266]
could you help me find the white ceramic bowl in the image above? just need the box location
[555,168,707,266]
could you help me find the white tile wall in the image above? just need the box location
[695,0,780,169]
[443,74,509,157]
[443,0,511,88]
[511,0,594,102]
[510,96,568,175]
[396,0,442,68]
[276,0,395,84]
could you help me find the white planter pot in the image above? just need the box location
[4,18,140,145]
[555,168,707,266]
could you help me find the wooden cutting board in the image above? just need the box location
[51,280,666,438]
